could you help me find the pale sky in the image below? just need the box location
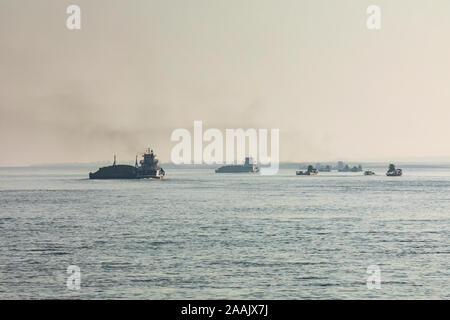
[1,0,450,166]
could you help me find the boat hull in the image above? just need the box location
[215,165,259,173]
[296,171,318,176]
[89,165,164,179]
[89,165,138,179]
[386,169,403,177]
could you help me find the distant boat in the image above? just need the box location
[364,170,375,176]
[339,164,363,172]
[296,165,318,176]
[215,157,259,173]
[386,164,402,177]
[89,148,165,179]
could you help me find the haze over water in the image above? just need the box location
[0,167,449,299]
[3,0,450,165]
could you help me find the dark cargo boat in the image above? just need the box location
[215,157,259,173]
[89,149,165,179]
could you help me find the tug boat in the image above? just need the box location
[89,148,165,179]
[364,170,375,176]
[296,165,318,176]
[386,164,402,177]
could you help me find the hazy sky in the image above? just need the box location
[1,0,450,166]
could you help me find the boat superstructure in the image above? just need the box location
[136,148,165,179]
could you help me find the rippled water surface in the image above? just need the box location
[0,167,449,299]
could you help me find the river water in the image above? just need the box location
[0,167,449,299]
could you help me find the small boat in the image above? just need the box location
[296,165,318,176]
[386,164,402,177]
[364,170,375,176]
